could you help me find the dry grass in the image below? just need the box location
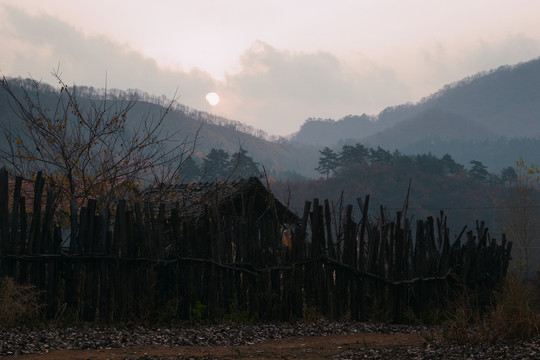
[444,287,484,343]
[444,276,540,343]
[0,277,42,327]
[487,276,540,340]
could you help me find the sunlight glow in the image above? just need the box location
[206,92,220,106]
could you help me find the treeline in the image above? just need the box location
[267,143,511,233]
[181,146,261,183]
[316,143,517,184]
[401,136,540,173]
[3,77,278,141]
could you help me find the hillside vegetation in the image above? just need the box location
[290,57,540,172]
[2,57,539,178]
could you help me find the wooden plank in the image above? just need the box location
[154,203,165,259]
[392,216,405,322]
[46,225,62,318]
[26,172,46,306]
[1,173,20,276]
[40,184,58,253]
[77,207,88,253]
[83,200,99,322]
[342,204,358,320]
[69,200,78,254]
[18,196,28,255]
[356,195,370,267]
[10,176,22,254]
[98,208,111,321]
[17,196,28,284]
[324,199,336,259]
[388,220,396,280]
[0,168,9,253]
[87,199,97,253]
[292,202,309,319]
[112,199,127,320]
[311,198,320,258]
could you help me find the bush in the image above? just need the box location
[487,276,540,340]
[444,276,540,343]
[0,277,42,327]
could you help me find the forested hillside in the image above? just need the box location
[270,144,511,234]
[0,77,319,179]
[290,57,540,171]
[3,57,539,179]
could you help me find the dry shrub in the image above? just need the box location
[487,276,540,340]
[444,288,486,343]
[0,277,42,327]
[445,276,540,343]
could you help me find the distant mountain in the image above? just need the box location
[163,107,319,178]
[4,56,540,179]
[291,114,381,145]
[417,58,540,137]
[292,57,540,143]
[363,108,497,150]
[0,78,320,179]
[290,57,540,170]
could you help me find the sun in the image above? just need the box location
[205,92,220,106]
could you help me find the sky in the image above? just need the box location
[1,1,540,136]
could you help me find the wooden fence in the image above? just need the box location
[0,169,512,323]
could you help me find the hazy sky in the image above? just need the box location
[1,1,540,136]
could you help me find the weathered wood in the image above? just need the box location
[311,198,321,259]
[0,168,9,253]
[324,199,336,259]
[46,225,62,318]
[18,196,28,255]
[0,170,514,323]
[27,172,45,255]
[0,173,20,276]
[9,176,23,254]
[69,200,78,254]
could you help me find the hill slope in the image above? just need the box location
[363,108,497,150]
[0,78,320,179]
[291,57,540,146]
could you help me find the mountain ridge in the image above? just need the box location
[291,57,540,147]
[3,56,540,177]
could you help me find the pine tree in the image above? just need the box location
[441,154,464,175]
[230,146,260,178]
[203,149,230,181]
[179,156,201,183]
[468,160,490,182]
[316,147,340,178]
[500,166,518,184]
[340,143,369,168]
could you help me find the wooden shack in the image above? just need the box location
[143,176,299,225]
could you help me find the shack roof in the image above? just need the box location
[143,177,299,224]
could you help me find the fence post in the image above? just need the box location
[0,171,19,277]
[0,168,9,256]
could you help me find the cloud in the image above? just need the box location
[220,41,410,135]
[396,34,540,99]
[0,6,217,111]
[0,6,411,136]
[2,5,540,137]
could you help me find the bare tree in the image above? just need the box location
[0,71,200,217]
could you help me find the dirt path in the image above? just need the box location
[11,332,427,359]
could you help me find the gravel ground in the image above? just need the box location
[0,321,421,356]
[333,340,540,359]
[1,321,539,359]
